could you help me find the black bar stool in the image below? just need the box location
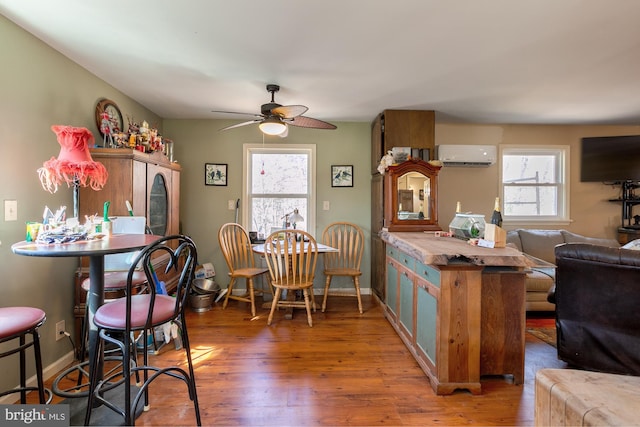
[0,307,52,403]
[52,270,148,398]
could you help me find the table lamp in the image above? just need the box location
[37,125,108,219]
[289,209,304,229]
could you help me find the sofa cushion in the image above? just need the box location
[622,238,640,250]
[561,230,619,248]
[506,231,523,252]
[518,229,565,264]
[526,269,555,292]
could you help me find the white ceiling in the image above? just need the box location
[2,0,640,125]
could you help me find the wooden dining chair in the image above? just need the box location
[321,222,365,314]
[263,229,318,327]
[218,223,271,317]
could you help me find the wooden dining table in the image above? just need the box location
[12,233,160,425]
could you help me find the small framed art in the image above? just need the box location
[331,165,353,187]
[205,163,227,186]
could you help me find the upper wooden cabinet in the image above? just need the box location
[371,110,435,174]
[79,148,181,237]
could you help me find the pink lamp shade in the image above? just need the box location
[38,125,108,193]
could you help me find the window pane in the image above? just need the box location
[251,197,308,236]
[502,155,557,184]
[504,186,558,216]
[251,153,308,194]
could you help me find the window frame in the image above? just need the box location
[499,144,570,225]
[242,143,316,235]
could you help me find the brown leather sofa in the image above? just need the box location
[506,229,619,312]
[552,243,640,376]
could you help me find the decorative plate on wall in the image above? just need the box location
[94,98,123,137]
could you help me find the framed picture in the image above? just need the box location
[205,163,227,186]
[331,165,353,187]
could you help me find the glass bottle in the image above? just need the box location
[490,197,503,227]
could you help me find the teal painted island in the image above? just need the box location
[380,231,528,395]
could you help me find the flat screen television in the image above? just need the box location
[580,135,640,183]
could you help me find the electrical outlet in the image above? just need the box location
[55,320,65,341]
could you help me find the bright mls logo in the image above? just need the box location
[2,405,68,426]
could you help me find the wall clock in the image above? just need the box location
[94,98,123,137]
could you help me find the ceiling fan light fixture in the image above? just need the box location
[259,117,287,135]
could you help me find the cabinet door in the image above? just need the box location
[415,279,438,367]
[147,164,171,236]
[398,269,414,339]
[371,173,384,232]
[371,235,386,300]
[383,110,435,155]
[371,114,383,174]
[171,169,180,235]
[385,257,399,317]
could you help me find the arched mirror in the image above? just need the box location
[384,159,441,232]
[149,172,168,235]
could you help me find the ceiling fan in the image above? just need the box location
[212,84,337,136]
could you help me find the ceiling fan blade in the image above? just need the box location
[219,119,261,131]
[271,105,308,119]
[212,110,264,119]
[287,116,337,130]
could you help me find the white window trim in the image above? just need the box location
[242,143,317,233]
[499,144,571,226]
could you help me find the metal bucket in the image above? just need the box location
[192,278,220,295]
[189,293,214,312]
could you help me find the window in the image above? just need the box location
[500,145,569,224]
[243,144,316,237]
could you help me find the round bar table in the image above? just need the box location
[12,233,160,425]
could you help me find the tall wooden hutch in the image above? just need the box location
[371,110,436,299]
[73,148,181,353]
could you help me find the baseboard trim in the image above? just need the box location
[0,350,75,404]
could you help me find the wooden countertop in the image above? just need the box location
[380,230,527,267]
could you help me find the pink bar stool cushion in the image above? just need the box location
[93,294,176,329]
[81,270,148,292]
[0,307,46,339]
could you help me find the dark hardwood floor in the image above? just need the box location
[41,295,565,426]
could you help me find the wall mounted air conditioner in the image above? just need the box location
[437,145,497,167]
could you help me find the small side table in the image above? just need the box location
[617,227,640,245]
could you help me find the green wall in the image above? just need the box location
[162,119,372,293]
[0,15,161,394]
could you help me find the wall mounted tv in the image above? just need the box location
[580,135,640,183]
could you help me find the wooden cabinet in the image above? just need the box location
[617,227,640,244]
[370,110,435,299]
[74,148,181,351]
[79,148,180,235]
[386,245,482,395]
[370,110,435,174]
[383,237,526,395]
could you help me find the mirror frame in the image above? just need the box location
[384,159,442,232]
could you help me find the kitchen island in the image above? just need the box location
[380,231,528,395]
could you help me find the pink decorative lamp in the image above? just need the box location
[37,125,108,219]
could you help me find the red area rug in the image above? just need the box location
[526,316,556,348]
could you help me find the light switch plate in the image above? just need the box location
[4,200,17,221]
[323,201,330,210]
